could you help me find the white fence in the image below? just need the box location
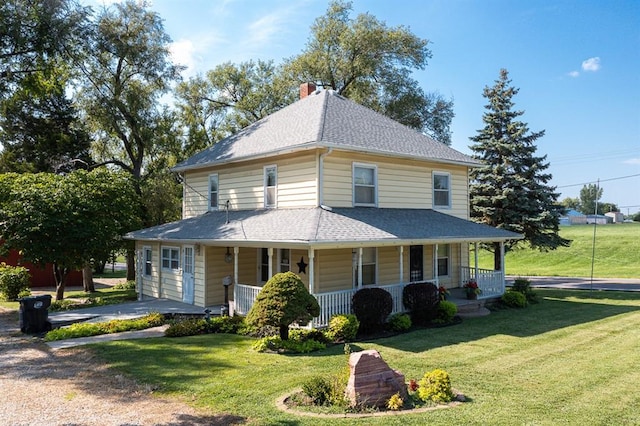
[460,266,505,299]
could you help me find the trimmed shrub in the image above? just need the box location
[113,280,136,290]
[0,263,30,301]
[165,315,246,337]
[435,300,458,323]
[289,327,331,344]
[512,277,538,303]
[402,282,439,325]
[418,369,454,403]
[325,314,359,342]
[387,313,412,332]
[246,271,320,340]
[252,335,325,353]
[502,290,527,308]
[352,287,393,334]
[302,376,332,405]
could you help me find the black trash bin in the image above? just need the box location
[19,295,52,333]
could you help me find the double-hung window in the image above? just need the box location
[264,165,277,208]
[161,247,180,271]
[433,172,451,208]
[143,247,152,277]
[355,247,377,286]
[279,249,290,273]
[437,244,450,277]
[353,164,376,206]
[209,174,219,210]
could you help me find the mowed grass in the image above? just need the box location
[89,289,640,425]
[476,222,640,278]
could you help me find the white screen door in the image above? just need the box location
[182,246,195,304]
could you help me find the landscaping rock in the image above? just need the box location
[345,349,408,408]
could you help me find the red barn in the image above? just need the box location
[1,249,83,287]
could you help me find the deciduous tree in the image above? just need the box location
[0,170,141,300]
[469,69,569,270]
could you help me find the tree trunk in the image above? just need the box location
[493,242,502,271]
[53,263,68,301]
[279,324,289,341]
[126,248,135,281]
[83,264,95,292]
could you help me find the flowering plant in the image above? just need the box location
[438,285,450,301]
[463,279,481,295]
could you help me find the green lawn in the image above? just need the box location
[89,289,640,425]
[476,222,640,278]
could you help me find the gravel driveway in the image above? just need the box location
[0,308,244,425]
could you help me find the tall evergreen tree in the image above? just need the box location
[469,69,569,270]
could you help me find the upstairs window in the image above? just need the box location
[353,164,376,206]
[264,165,277,208]
[433,172,451,208]
[161,247,180,271]
[209,174,219,210]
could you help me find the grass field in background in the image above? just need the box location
[475,222,640,278]
[89,289,640,425]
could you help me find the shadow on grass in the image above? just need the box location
[363,289,640,353]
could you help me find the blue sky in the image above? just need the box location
[92,0,640,214]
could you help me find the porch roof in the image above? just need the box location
[125,207,521,248]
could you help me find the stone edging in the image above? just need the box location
[275,389,461,419]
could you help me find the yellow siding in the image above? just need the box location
[316,248,353,292]
[377,246,401,285]
[183,170,210,218]
[139,241,161,298]
[277,155,317,208]
[204,246,234,306]
[321,151,470,217]
[193,246,206,307]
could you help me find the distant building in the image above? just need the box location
[586,214,611,225]
[605,212,624,223]
[560,209,586,225]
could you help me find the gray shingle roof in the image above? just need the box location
[125,207,520,246]
[172,90,478,172]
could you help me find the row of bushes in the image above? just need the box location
[44,312,165,341]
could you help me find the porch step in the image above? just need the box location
[448,291,491,318]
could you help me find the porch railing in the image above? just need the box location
[234,280,436,328]
[460,266,505,299]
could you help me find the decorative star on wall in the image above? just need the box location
[296,256,307,274]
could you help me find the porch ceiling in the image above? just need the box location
[124,207,521,248]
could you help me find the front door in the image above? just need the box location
[410,245,423,282]
[182,246,195,304]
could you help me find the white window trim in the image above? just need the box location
[433,171,451,209]
[208,173,219,211]
[278,248,291,273]
[264,165,277,208]
[353,247,378,287]
[143,246,152,277]
[161,246,181,272]
[437,244,450,277]
[353,163,377,207]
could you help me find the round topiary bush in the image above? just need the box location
[418,368,454,403]
[246,271,320,340]
[387,313,412,332]
[502,290,527,308]
[352,287,393,334]
[402,282,439,325]
[435,300,458,323]
[325,314,359,342]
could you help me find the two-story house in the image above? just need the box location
[125,83,520,326]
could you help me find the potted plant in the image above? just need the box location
[438,285,450,301]
[463,279,481,299]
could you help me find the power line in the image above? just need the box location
[556,173,640,189]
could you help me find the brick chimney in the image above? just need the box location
[299,82,316,99]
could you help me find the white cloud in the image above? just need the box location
[169,38,196,70]
[582,57,601,72]
[568,70,580,78]
[624,158,640,165]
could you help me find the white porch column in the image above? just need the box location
[500,241,505,286]
[474,242,479,279]
[398,246,404,284]
[308,248,315,294]
[233,247,239,285]
[267,247,273,279]
[357,247,363,289]
[434,243,439,287]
